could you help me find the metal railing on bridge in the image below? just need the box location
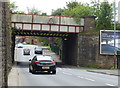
[12,13,84,34]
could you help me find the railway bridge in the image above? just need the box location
[11,13,86,65]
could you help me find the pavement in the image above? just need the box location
[87,69,119,76]
[8,64,19,86]
[62,65,120,76]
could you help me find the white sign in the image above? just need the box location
[100,30,120,55]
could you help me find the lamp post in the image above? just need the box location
[113,0,117,68]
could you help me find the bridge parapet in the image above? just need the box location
[12,13,84,33]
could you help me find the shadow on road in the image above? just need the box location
[16,61,29,68]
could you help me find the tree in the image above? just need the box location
[66,1,79,9]
[37,37,49,46]
[41,12,47,15]
[62,1,93,24]
[91,1,113,29]
[8,2,18,12]
[52,8,64,16]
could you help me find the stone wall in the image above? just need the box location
[78,34,115,68]
[0,2,12,87]
[61,33,115,68]
[0,2,3,87]
[84,16,96,31]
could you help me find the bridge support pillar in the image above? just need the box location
[62,34,79,66]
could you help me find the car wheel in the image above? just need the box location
[30,65,36,74]
[52,70,56,74]
[32,70,36,74]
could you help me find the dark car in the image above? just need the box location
[34,47,42,54]
[23,49,30,55]
[29,55,56,74]
[101,44,120,54]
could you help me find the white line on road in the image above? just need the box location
[62,72,72,75]
[58,68,62,70]
[77,76,84,79]
[77,76,95,81]
[84,77,95,81]
[67,68,72,70]
[106,83,115,86]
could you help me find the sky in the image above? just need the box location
[10,0,120,15]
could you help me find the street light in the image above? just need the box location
[113,0,117,68]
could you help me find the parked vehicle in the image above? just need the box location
[29,55,56,74]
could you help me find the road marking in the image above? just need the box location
[62,72,72,75]
[106,83,115,86]
[77,76,95,81]
[67,68,72,70]
[78,76,84,79]
[58,68,62,70]
[84,77,95,81]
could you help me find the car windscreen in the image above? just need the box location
[35,47,42,50]
[38,60,52,62]
[24,49,30,51]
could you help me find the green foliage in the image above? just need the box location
[91,1,113,30]
[15,11,25,14]
[80,64,102,69]
[117,26,120,30]
[52,1,93,24]
[41,13,47,15]
[80,29,100,34]
[66,1,79,9]
[116,22,120,30]
[63,5,93,24]
[62,2,93,23]
[54,38,62,49]
[37,37,49,46]
[8,2,18,12]
[52,8,64,16]
[110,66,117,70]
